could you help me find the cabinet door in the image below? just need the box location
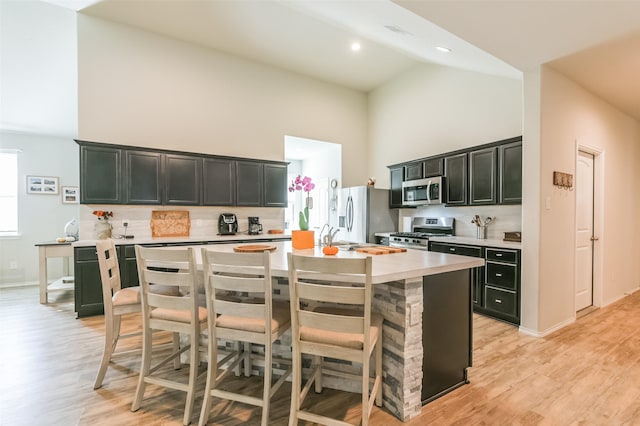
[469,147,497,205]
[236,161,263,206]
[404,162,423,180]
[74,247,104,317]
[125,150,162,204]
[389,166,404,208]
[499,141,522,204]
[264,163,288,207]
[424,157,444,177]
[119,245,139,288]
[444,153,467,205]
[203,158,235,206]
[164,154,202,205]
[80,145,123,204]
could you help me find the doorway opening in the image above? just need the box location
[575,145,603,313]
[284,136,341,232]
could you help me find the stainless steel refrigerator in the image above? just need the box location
[337,186,398,244]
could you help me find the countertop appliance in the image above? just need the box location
[218,213,238,235]
[337,186,398,244]
[402,176,444,206]
[389,217,454,250]
[248,216,263,235]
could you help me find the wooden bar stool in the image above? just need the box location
[198,249,291,426]
[131,245,207,426]
[93,238,142,389]
[287,253,382,426]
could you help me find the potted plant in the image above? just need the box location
[288,175,315,249]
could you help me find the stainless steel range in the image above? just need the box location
[389,217,454,250]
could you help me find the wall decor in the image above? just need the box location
[552,171,573,190]
[62,186,79,204]
[27,175,59,194]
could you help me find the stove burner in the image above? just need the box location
[390,232,432,239]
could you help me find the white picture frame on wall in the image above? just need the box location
[61,186,79,204]
[26,175,59,194]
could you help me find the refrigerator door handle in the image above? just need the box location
[346,195,354,232]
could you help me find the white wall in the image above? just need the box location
[540,66,640,323]
[368,63,523,189]
[77,15,369,187]
[523,66,640,334]
[0,131,79,285]
[0,1,78,287]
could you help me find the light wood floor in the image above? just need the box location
[2,286,640,425]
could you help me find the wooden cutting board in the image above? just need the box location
[355,246,407,255]
[233,244,277,253]
[151,210,190,237]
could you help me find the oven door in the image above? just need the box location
[389,237,429,251]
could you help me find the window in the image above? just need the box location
[0,151,18,234]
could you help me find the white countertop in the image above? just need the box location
[72,233,291,247]
[429,236,522,250]
[187,241,484,284]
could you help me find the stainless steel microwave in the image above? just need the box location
[402,177,444,206]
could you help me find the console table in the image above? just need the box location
[35,242,74,304]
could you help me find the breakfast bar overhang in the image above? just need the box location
[192,241,484,421]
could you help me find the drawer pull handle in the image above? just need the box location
[495,273,503,277]
[496,253,503,257]
[495,299,502,303]
[449,248,455,252]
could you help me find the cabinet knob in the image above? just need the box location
[495,273,503,277]
[449,248,455,252]
[496,253,502,257]
[495,299,502,304]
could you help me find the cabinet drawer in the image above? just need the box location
[75,247,98,261]
[486,248,517,263]
[430,242,483,258]
[485,262,517,290]
[122,244,136,258]
[485,286,517,317]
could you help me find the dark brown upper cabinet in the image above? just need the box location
[469,147,498,205]
[164,154,202,205]
[80,144,123,204]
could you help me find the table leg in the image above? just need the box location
[39,246,48,304]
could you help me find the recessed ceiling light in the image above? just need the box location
[351,42,361,52]
[436,46,452,53]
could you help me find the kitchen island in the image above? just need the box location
[196,241,484,422]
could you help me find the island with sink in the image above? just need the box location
[193,240,484,422]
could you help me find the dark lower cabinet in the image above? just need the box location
[422,269,472,404]
[74,245,140,317]
[429,242,484,308]
[429,242,521,326]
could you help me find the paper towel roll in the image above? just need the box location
[402,217,412,232]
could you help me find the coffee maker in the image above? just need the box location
[218,213,238,235]
[248,217,263,235]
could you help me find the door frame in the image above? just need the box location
[575,142,604,309]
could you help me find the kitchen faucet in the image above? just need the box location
[318,223,329,246]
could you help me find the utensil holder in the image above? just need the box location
[476,225,487,240]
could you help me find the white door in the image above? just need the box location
[575,150,594,311]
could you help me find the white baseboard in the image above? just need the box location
[0,281,38,289]
[518,316,575,337]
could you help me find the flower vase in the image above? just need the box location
[95,220,113,240]
[292,230,314,249]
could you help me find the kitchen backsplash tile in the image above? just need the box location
[78,205,284,240]
[398,204,522,240]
